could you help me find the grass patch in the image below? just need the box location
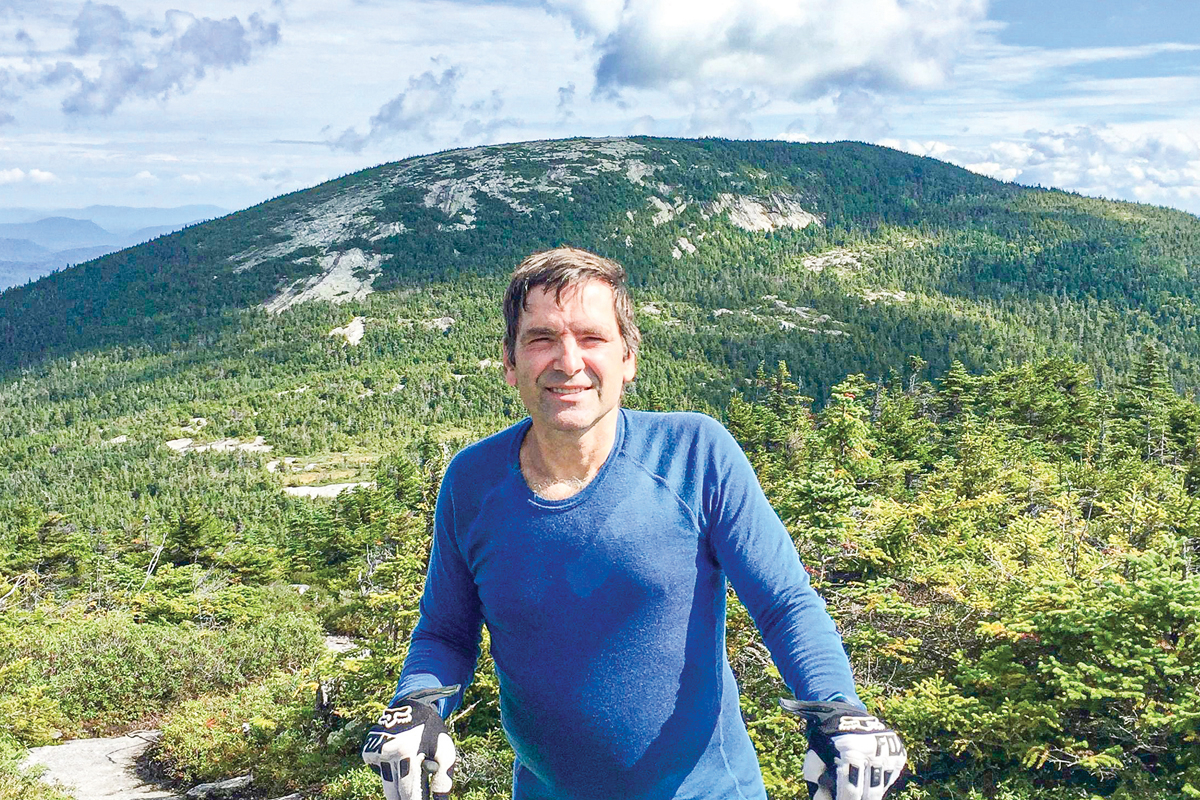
[277,451,379,487]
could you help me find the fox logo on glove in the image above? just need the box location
[837,715,888,734]
[379,704,415,728]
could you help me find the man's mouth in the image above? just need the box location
[548,386,589,395]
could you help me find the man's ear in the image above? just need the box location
[623,349,637,384]
[503,342,517,387]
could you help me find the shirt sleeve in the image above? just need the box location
[396,465,484,716]
[701,419,862,707]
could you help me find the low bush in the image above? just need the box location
[155,641,514,800]
[0,594,324,738]
[158,670,344,794]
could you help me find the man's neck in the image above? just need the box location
[520,410,621,500]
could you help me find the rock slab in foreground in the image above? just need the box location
[185,775,252,798]
[24,731,179,800]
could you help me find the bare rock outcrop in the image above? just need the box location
[704,193,821,232]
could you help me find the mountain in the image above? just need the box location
[0,204,228,232]
[0,247,120,292]
[1,136,1197,400]
[0,217,117,251]
[0,237,52,262]
[121,223,195,245]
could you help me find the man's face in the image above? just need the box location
[505,280,637,435]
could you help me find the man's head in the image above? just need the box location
[503,247,641,368]
[502,247,641,436]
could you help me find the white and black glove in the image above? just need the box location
[781,698,907,800]
[362,685,460,800]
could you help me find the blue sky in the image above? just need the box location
[1,0,1198,215]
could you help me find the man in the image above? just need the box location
[362,247,906,800]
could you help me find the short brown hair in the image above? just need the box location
[503,247,641,365]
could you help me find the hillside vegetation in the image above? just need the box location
[2,137,1199,396]
[1,137,1199,799]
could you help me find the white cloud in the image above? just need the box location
[69,1,134,56]
[459,114,523,143]
[685,88,763,138]
[134,169,158,181]
[0,165,56,183]
[507,0,993,148]
[1063,76,1200,110]
[11,1,282,116]
[537,0,626,39]
[885,126,1200,215]
[2,0,1197,218]
[959,161,1019,181]
[329,64,463,152]
[556,81,576,121]
[548,0,990,98]
[877,139,956,160]
[779,128,812,143]
[955,42,1200,89]
[628,114,656,135]
[788,87,893,142]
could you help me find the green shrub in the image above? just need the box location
[1,602,323,737]
[155,641,515,800]
[726,363,1200,798]
[0,660,70,747]
[157,662,387,797]
[158,671,333,793]
[320,766,384,800]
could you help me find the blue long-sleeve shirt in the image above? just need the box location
[397,409,859,799]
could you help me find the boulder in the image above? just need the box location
[185,775,252,798]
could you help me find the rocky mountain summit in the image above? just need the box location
[232,138,823,314]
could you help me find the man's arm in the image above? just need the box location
[366,470,483,800]
[700,418,860,705]
[396,469,484,716]
[702,420,910,797]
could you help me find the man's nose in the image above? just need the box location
[556,336,584,373]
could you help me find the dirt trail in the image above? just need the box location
[24,731,178,800]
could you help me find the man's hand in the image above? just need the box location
[362,686,460,800]
[780,698,907,800]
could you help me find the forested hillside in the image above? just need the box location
[2,137,1199,397]
[1,137,1199,800]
